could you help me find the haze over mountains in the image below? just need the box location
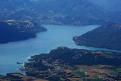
[90,0,121,12]
[0,0,121,25]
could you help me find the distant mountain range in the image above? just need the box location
[90,0,121,12]
[0,0,120,25]
[73,24,121,51]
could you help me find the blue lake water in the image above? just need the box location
[0,25,100,74]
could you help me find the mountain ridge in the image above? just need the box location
[73,24,121,51]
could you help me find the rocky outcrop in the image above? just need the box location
[25,47,121,68]
[23,47,121,81]
[1,47,121,81]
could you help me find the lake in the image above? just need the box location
[0,25,100,74]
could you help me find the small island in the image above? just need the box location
[0,20,47,43]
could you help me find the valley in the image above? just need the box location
[0,25,99,74]
[0,0,121,81]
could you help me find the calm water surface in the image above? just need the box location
[0,25,100,74]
